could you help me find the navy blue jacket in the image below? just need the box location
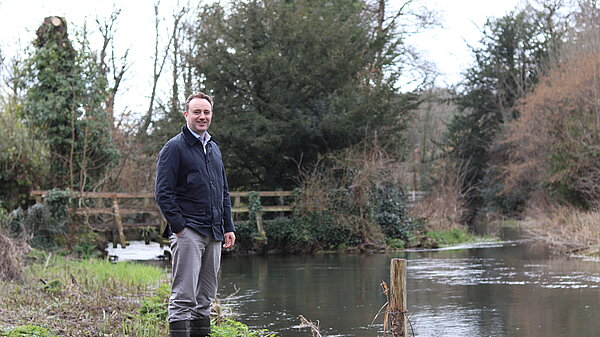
[155,126,235,240]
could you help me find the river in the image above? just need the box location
[217,226,600,337]
[107,225,600,336]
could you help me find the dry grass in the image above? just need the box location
[407,160,467,231]
[0,234,29,282]
[522,201,600,255]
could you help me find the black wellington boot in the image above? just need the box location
[189,317,210,337]
[169,320,190,337]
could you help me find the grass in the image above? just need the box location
[0,324,59,337]
[523,205,600,256]
[27,253,167,295]
[424,228,491,247]
[0,251,278,337]
[0,251,168,336]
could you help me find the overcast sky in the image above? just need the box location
[0,0,523,114]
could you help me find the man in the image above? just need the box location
[155,92,236,337]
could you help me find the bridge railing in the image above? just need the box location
[30,190,296,248]
[30,189,426,248]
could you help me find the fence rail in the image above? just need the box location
[30,190,296,248]
[30,189,426,249]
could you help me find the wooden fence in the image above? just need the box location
[30,190,294,248]
[30,189,426,249]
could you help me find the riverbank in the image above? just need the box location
[0,251,277,337]
[518,206,600,258]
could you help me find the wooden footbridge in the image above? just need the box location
[30,190,295,248]
[30,190,427,249]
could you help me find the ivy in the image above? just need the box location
[21,17,119,190]
[247,191,262,221]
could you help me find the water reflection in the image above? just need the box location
[218,240,600,337]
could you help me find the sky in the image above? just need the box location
[0,0,523,114]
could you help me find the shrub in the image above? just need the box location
[235,214,359,254]
[15,189,73,250]
[370,181,422,242]
[264,217,316,254]
[72,228,105,259]
[297,211,358,251]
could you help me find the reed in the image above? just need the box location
[523,204,600,255]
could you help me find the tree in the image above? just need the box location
[445,3,568,220]
[499,1,600,209]
[0,63,47,211]
[177,0,429,189]
[21,17,119,191]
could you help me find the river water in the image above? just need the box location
[216,226,600,337]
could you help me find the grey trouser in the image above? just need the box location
[168,228,221,322]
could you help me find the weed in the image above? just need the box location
[211,318,278,337]
[0,324,59,337]
[42,279,63,295]
[138,284,170,321]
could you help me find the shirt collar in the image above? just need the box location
[188,128,211,144]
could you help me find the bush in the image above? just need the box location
[0,233,25,281]
[264,217,316,254]
[370,181,422,242]
[23,204,54,249]
[0,107,47,212]
[13,189,74,250]
[72,228,105,259]
[235,214,357,254]
[297,211,358,251]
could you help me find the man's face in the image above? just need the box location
[184,98,212,135]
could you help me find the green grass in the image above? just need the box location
[26,252,167,296]
[211,319,278,337]
[0,324,59,337]
[495,219,520,228]
[424,228,496,247]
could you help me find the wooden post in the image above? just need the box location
[387,258,407,337]
[255,212,266,238]
[112,196,127,248]
[233,195,241,221]
[142,195,150,225]
[412,147,421,202]
[158,217,167,248]
[111,228,117,249]
[278,195,285,217]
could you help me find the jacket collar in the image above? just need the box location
[182,125,217,146]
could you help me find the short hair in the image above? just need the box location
[185,92,213,111]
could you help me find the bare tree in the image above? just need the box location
[138,1,187,137]
[96,9,130,126]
